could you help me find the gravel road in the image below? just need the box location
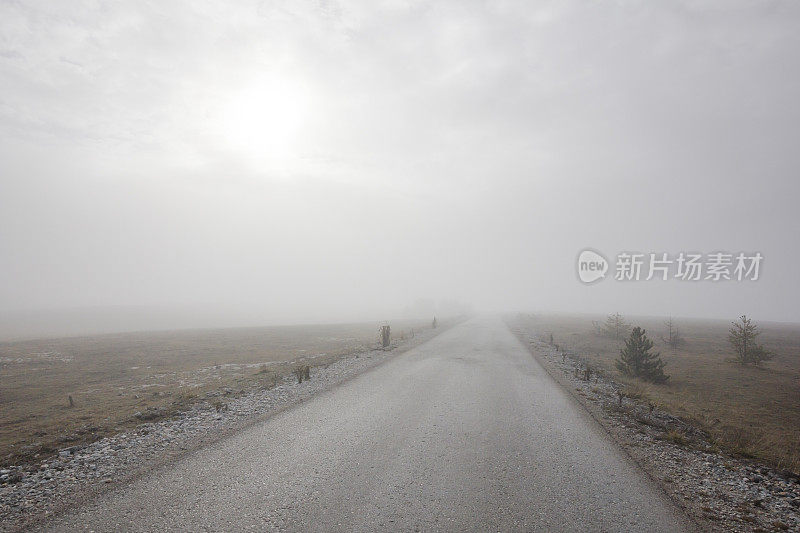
[40,317,692,532]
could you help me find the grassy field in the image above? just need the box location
[0,319,430,468]
[511,313,800,474]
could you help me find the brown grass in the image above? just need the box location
[514,313,800,473]
[0,320,427,468]
[664,429,689,447]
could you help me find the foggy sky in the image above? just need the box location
[1,0,799,331]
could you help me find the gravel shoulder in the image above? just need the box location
[508,319,800,533]
[0,324,448,532]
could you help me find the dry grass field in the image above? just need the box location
[0,320,429,468]
[512,313,800,474]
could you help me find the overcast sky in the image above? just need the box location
[1,0,799,332]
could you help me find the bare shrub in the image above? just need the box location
[661,317,685,349]
[379,325,391,348]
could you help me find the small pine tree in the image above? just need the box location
[728,315,773,365]
[615,327,669,383]
[662,317,684,349]
[601,312,630,340]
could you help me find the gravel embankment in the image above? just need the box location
[0,327,442,532]
[509,323,800,533]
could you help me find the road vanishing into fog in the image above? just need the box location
[42,317,691,532]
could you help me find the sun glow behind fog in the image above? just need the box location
[217,78,312,170]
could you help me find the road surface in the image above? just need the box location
[42,317,691,532]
